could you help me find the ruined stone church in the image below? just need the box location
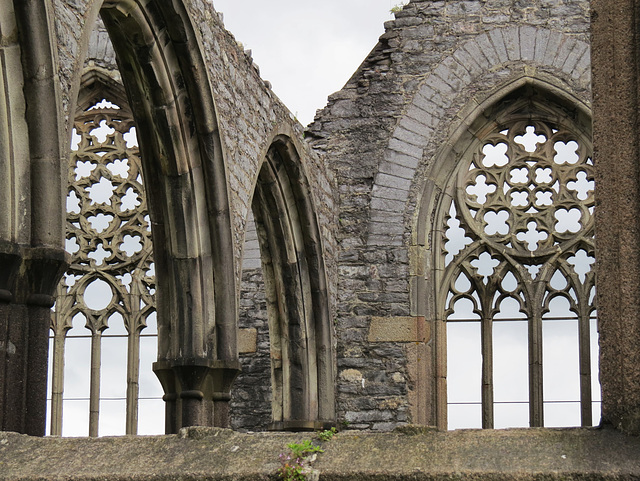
[1,0,639,478]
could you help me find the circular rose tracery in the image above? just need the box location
[457,120,593,259]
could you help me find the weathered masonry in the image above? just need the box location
[308,0,595,431]
[1,0,640,478]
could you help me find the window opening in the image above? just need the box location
[437,112,600,429]
[48,96,163,436]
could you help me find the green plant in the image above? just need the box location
[390,1,409,14]
[277,454,308,481]
[287,439,324,458]
[317,427,337,441]
[277,440,324,480]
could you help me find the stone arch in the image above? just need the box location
[76,69,128,114]
[412,78,593,429]
[0,0,66,436]
[61,0,240,432]
[367,26,590,247]
[247,134,335,430]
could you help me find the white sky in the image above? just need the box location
[210,0,401,126]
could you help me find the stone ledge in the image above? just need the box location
[0,427,638,480]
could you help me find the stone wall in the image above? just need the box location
[308,0,591,428]
[231,213,272,431]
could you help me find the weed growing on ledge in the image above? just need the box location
[277,453,309,481]
[277,440,324,481]
[288,440,324,458]
[390,1,409,14]
[317,427,337,442]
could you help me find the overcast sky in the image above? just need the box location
[211,0,401,126]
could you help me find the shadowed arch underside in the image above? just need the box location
[251,136,335,430]
[99,0,238,433]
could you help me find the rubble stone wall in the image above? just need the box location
[307,0,591,428]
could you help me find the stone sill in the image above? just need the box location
[1,426,638,480]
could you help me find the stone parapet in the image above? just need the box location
[0,427,639,480]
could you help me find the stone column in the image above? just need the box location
[0,245,67,436]
[591,0,640,435]
[153,359,240,433]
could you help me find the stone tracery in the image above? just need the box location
[49,95,157,436]
[438,103,598,429]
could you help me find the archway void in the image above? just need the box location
[248,136,335,430]
[49,67,163,437]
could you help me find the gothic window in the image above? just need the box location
[48,88,163,436]
[436,94,599,429]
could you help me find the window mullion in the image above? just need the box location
[481,313,494,429]
[578,311,593,426]
[529,307,543,427]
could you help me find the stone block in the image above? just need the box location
[384,148,421,169]
[368,316,429,342]
[392,126,426,148]
[543,30,564,66]
[520,26,536,60]
[453,46,484,76]
[562,41,588,75]
[378,160,415,180]
[476,33,499,66]
[370,197,406,213]
[572,47,591,79]
[534,28,551,64]
[553,36,577,69]
[502,26,521,61]
[237,328,257,354]
[388,138,423,158]
[442,55,472,84]
[340,369,363,383]
[489,29,509,64]
[375,173,413,191]
[431,64,456,90]
[368,218,405,235]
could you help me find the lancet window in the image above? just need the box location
[435,95,600,429]
[49,87,162,436]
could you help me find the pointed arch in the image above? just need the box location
[248,134,335,430]
[67,0,240,432]
[414,80,597,430]
[49,68,161,437]
[368,27,590,247]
